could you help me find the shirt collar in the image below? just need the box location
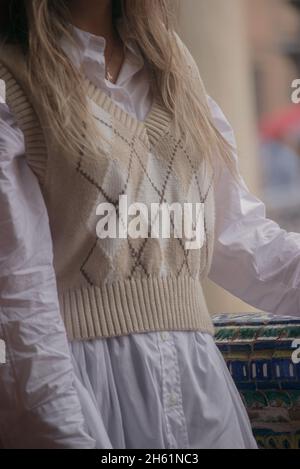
[60,18,145,87]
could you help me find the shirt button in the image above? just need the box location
[161,332,169,341]
[168,393,178,406]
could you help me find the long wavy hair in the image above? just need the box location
[0,0,236,178]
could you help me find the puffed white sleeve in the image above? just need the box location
[0,91,96,448]
[207,95,300,316]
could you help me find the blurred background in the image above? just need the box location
[179,0,300,314]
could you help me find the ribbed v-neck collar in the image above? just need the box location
[85,79,173,148]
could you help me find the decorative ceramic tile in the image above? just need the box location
[214,313,300,450]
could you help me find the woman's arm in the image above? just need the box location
[0,95,96,448]
[207,96,300,316]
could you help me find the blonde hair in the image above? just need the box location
[3,0,237,179]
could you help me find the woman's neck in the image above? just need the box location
[69,0,114,38]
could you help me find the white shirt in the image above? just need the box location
[0,23,299,449]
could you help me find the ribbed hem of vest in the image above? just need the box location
[59,276,215,341]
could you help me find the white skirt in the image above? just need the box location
[69,330,258,449]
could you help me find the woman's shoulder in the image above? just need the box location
[206,95,237,148]
[172,33,238,162]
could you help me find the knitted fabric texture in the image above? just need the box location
[0,40,216,340]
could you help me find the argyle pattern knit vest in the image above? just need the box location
[0,38,216,340]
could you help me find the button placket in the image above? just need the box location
[158,333,189,449]
[160,331,170,342]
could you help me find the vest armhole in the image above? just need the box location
[0,62,48,186]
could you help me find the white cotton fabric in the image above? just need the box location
[0,21,299,449]
[70,332,255,449]
[0,105,95,448]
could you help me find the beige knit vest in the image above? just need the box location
[0,40,216,341]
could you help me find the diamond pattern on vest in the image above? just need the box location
[74,102,214,288]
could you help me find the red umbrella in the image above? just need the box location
[260,104,300,141]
